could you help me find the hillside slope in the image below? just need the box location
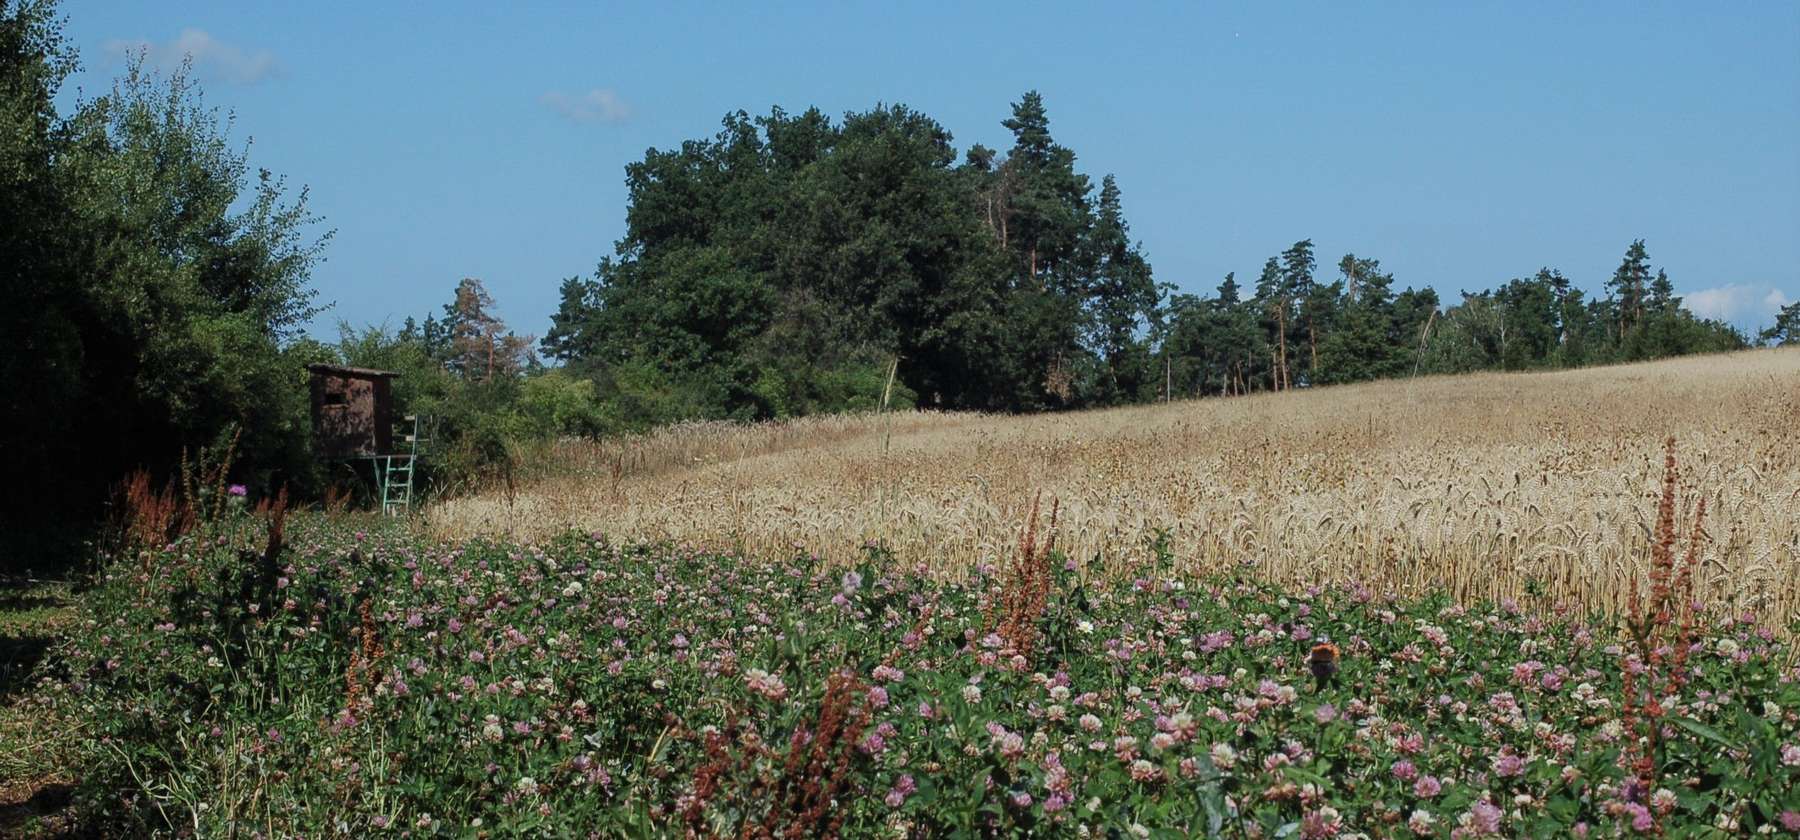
[430,348,1800,619]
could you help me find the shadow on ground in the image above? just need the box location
[0,783,90,839]
[0,584,69,702]
[0,580,88,838]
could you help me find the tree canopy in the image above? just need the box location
[542,95,1164,416]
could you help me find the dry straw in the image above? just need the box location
[431,348,1800,623]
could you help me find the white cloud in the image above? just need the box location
[540,89,632,123]
[104,28,278,85]
[1683,283,1795,328]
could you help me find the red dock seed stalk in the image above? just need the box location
[111,429,244,562]
[344,597,385,719]
[680,722,747,832]
[1617,437,1708,834]
[114,469,194,559]
[991,492,1059,661]
[756,670,871,839]
[679,670,873,839]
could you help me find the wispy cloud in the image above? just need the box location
[103,28,278,85]
[540,88,633,123]
[1683,283,1794,328]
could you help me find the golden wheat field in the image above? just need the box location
[430,348,1800,622]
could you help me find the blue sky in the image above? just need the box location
[60,1,1800,338]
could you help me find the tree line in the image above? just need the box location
[534,94,1761,414]
[5,0,1796,558]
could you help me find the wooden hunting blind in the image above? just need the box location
[307,363,423,515]
[306,364,398,459]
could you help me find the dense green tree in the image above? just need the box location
[1276,240,1332,383]
[1317,255,1400,383]
[1607,239,1652,337]
[541,275,603,363]
[1252,257,1290,390]
[1491,271,1561,370]
[1278,240,1320,384]
[1,0,78,531]
[3,0,329,545]
[1159,272,1270,398]
[1206,275,1264,396]
[543,94,1158,415]
[1594,242,1746,362]
[1763,301,1800,346]
[994,91,1091,285]
[57,58,330,488]
[1080,175,1160,403]
[1391,285,1442,374]
[1547,271,1595,367]
[1647,269,1676,314]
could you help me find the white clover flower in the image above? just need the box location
[962,684,982,704]
[1077,620,1094,635]
[1210,743,1237,768]
[515,776,539,796]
